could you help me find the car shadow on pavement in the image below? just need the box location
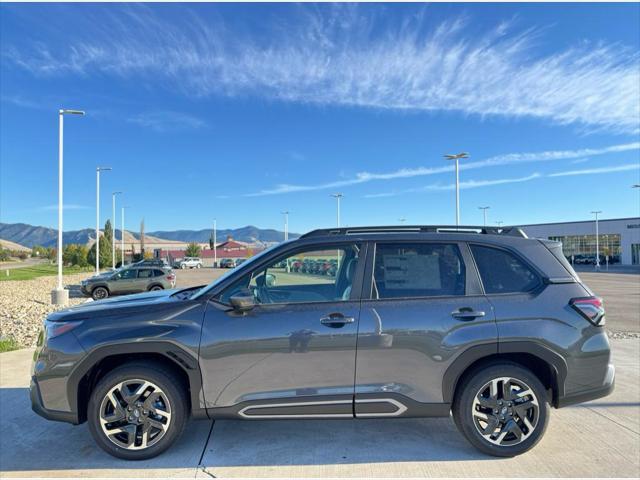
[199,417,491,467]
[1,387,491,473]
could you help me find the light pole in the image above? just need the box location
[121,206,129,266]
[111,191,122,269]
[444,152,469,227]
[213,219,217,268]
[478,206,490,227]
[281,211,290,241]
[496,220,504,228]
[330,193,343,227]
[53,108,85,306]
[95,167,111,274]
[592,210,602,270]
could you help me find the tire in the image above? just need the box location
[452,362,549,457]
[92,286,109,301]
[181,264,186,269]
[149,285,163,291]
[87,363,188,460]
[196,264,201,269]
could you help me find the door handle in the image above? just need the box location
[320,314,355,328]
[451,308,486,320]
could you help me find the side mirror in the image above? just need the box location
[230,292,255,312]
[265,273,276,287]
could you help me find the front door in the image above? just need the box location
[110,268,139,294]
[199,243,365,418]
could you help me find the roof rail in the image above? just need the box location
[300,225,528,239]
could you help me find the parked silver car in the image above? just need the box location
[173,257,203,269]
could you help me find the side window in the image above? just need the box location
[218,244,361,305]
[138,269,153,279]
[373,243,466,299]
[470,245,540,294]
[153,269,165,277]
[118,269,137,280]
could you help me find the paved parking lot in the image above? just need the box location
[1,269,638,477]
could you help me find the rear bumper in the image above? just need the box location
[557,363,615,408]
[30,376,79,424]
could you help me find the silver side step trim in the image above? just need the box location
[355,398,408,417]
[238,400,352,419]
[237,398,408,419]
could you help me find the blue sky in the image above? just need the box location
[1,2,639,234]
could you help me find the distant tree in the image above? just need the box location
[87,236,112,268]
[185,242,201,257]
[0,247,9,262]
[104,220,114,245]
[143,250,154,260]
[63,244,88,267]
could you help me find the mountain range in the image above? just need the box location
[0,222,298,249]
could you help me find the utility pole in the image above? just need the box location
[330,193,343,227]
[281,211,290,241]
[444,152,469,227]
[213,219,217,268]
[496,220,504,228]
[111,192,122,269]
[478,206,490,227]
[95,167,111,274]
[592,211,602,270]
[52,108,84,306]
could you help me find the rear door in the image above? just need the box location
[354,241,496,416]
[110,268,139,294]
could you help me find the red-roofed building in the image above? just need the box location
[154,237,265,267]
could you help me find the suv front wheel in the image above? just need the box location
[87,363,188,460]
[453,363,549,457]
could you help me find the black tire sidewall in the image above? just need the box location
[92,287,108,300]
[453,362,550,457]
[87,364,188,460]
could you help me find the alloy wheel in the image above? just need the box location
[471,376,539,446]
[99,379,172,450]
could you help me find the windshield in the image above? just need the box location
[191,244,280,299]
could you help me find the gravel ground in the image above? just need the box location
[0,273,93,347]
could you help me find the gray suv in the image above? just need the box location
[31,226,613,460]
[80,267,176,300]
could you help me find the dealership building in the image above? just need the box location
[518,217,640,265]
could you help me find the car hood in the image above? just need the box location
[47,289,181,322]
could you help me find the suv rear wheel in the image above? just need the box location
[87,363,188,460]
[453,363,549,457]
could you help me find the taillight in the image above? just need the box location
[570,297,605,326]
[166,274,175,281]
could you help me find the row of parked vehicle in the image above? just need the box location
[569,254,620,265]
[285,258,339,276]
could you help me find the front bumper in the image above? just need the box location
[557,363,615,408]
[30,376,79,424]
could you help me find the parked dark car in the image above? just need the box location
[32,225,613,460]
[219,258,236,268]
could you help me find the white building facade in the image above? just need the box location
[518,217,640,265]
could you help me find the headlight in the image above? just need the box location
[45,320,83,339]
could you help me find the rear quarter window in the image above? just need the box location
[470,244,540,294]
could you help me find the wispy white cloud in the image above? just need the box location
[3,6,639,133]
[548,163,640,177]
[365,163,639,198]
[245,142,640,196]
[127,111,207,132]
[39,204,90,211]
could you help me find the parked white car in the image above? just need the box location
[173,257,203,269]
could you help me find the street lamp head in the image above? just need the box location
[60,109,85,116]
[112,191,122,195]
[330,193,344,198]
[444,152,469,160]
[97,167,112,172]
[478,206,490,210]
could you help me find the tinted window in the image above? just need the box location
[219,244,361,305]
[118,269,137,280]
[373,243,465,299]
[153,269,165,277]
[137,269,153,278]
[470,245,539,294]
